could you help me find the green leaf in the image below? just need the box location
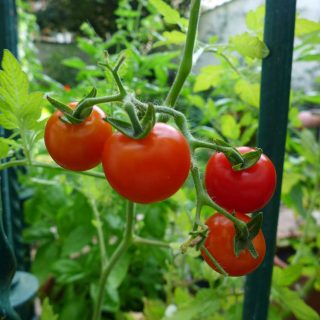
[40,298,58,320]
[0,137,9,158]
[0,137,20,159]
[273,265,302,287]
[62,57,87,69]
[163,289,220,320]
[0,111,18,129]
[107,253,130,289]
[61,226,94,257]
[18,91,43,129]
[235,79,260,107]
[220,114,240,140]
[154,30,186,47]
[149,0,188,28]
[52,260,88,284]
[143,299,166,320]
[246,6,265,34]
[0,50,43,131]
[273,287,319,320]
[194,65,223,92]
[0,49,29,105]
[295,19,320,37]
[230,32,269,59]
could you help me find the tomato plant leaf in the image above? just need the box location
[273,287,319,320]
[230,32,269,59]
[149,0,188,29]
[220,114,240,140]
[273,265,303,287]
[194,65,223,92]
[0,137,9,159]
[40,298,58,320]
[235,79,260,107]
[154,30,186,48]
[295,18,320,37]
[246,6,265,34]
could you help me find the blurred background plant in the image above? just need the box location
[10,0,320,319]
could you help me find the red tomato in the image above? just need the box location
[102,123,191,203]
[201,212,266,276]
[44,105,112,171]
[205,147,276,213]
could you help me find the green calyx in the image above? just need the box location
[233,212,263,258]
[104,103,156,139]
[47,87,98,124]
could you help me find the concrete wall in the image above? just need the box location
[197,0,320,91]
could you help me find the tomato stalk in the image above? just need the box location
[200,244,229,276]
[164,0,201,108]
[91,200,135,320]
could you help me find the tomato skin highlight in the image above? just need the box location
[44,106,112,171]
[102,123,191,204]
[201,212,266,277]
[205,147,277,213]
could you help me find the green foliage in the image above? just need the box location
[0,50,44,160]
[0,1,320,320]
[40,298,58,320]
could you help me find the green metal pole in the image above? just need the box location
[242,1,297,319]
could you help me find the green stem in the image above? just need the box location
[200,244,228,276]
[73,94,124,118]
[205,47,241,76]
[202,193,248,239]
[190,164,204,231]
[124,103,143,135]
[0,159,106,179]
[91,201,135,320]
[190,139,244,163]
[164,0,201,107]
[32,161,106,179]
[133,236,171,248]
[74,57,127,118]
[0,159,28,171]
[89,199,107,269]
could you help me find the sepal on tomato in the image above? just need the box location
[73,87,97,119]
[233,212,263,258]
[104,103,156,140]
[232,148,263,171]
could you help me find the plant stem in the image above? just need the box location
[0,159,106,179]
[91,201,135,320]
[200,244,228,276]
[133,236,171,248]
[164,0,201,107]
[89,198,108,269]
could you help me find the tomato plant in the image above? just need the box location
[205,146,277,213]
[201,212,266,276]
[102,123,191,203]
[44,105,112,171]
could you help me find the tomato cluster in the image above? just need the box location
[45,103,276,277]
[45,109,191,203]
[201,147,276,276]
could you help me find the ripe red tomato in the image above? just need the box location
[102,123,191,203]
[205,146,276,213]
[201,212,266,276]
[44,105,112,171]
